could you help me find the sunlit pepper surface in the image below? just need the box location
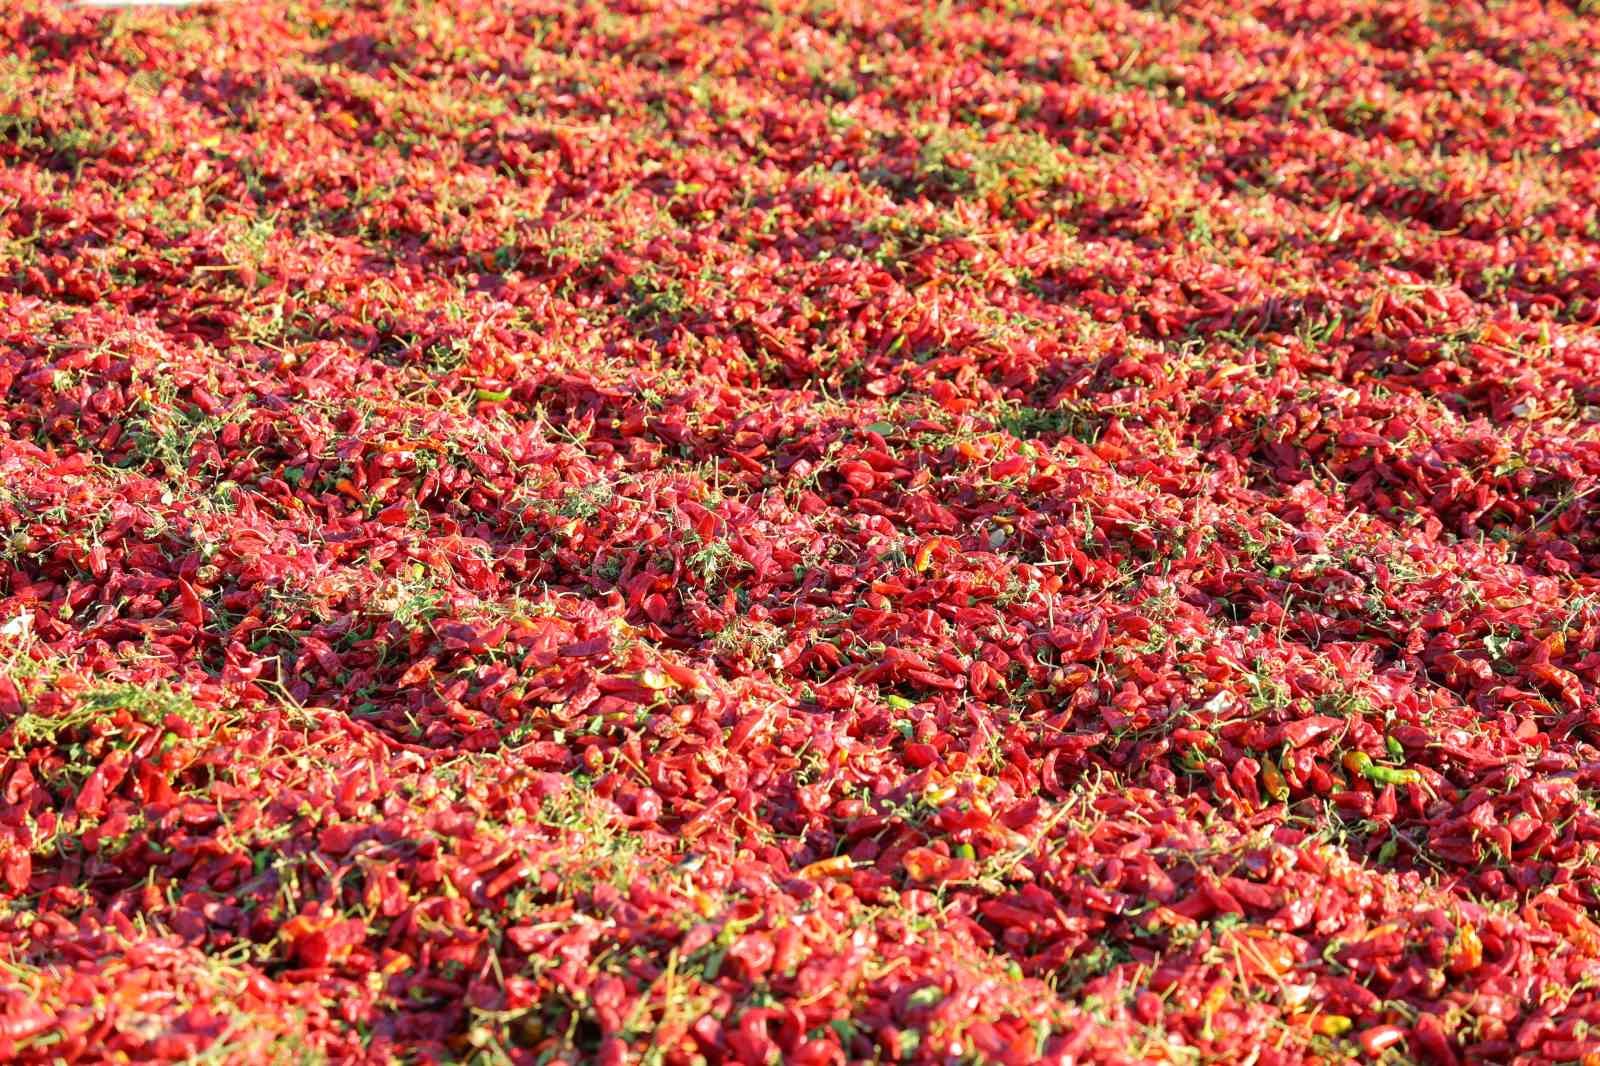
[4,1,1600,1062]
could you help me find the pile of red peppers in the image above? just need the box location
[4,0,1600,1062]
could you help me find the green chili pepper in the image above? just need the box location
[1343,750,1421,786]
[1367,764,1422,786]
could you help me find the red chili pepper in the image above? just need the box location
[1359,1024,1409,1057]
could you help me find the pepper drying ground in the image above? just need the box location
[5,1,1600,1063]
